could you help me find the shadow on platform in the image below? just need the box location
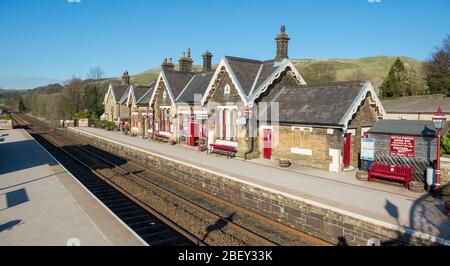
[0,139,58,175]
[0,188,29,211]
[0,219,23,233]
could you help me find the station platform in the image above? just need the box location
[69,127,450,245]
[0,129,144,246]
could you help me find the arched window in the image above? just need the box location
[224,84,230,95]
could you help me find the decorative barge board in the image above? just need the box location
[201,26,306,158]
[175,71,214,146]
[260,80,386,172]
[367,119,450,181]
[102,71,131,124]
[149,50,215,142]
[149,64,194,137]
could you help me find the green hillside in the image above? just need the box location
[292,56,425,89]
[128,56,426,89]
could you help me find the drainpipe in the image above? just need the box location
[244,108,254,160]
[244,120,254,160]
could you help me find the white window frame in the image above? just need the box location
[217,105,237,142]
[224,84,231,95]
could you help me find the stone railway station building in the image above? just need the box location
[101,26,386,173]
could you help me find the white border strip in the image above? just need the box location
[69,127,450,246]
[30,129,148,246]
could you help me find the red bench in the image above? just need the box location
[368,162,414,189]
[209,143,237,158]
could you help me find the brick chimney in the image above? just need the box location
[179,48,193,73]
[161,58,175,71]
[122,71,130,85]
[275,25,290,61]
[202,50,213,72]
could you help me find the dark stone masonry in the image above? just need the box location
[70,129,445,246]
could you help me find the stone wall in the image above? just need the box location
[69,128,447,246]
[204,68,247,156]
[151,79,176,134]
[347,93,381,168]
[104,92,130,123]
[259,125,343,171]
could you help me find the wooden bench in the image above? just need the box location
[368,162,414,189]
[153,133,170,143]
[209,143,237,158]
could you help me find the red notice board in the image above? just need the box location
[390,135,415,158]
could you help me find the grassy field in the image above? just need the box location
[292,56,425,88]
[128,56,426,89]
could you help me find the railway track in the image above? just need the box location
[13,114,200,246]
[14,113,333,246]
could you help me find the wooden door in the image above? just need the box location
[188,121,200,146]
[263,129,272,159]
[344,133,352,168]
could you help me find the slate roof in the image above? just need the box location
[263,80,367,126]
[163,70,195,99]
[224,56,280,97]
[133,85,151,101]
[136,81,156,106]
[111,84,130,103]
[368,119,450,137]
[119,87,130,104]
[382,95,450,114]
[176,72,214,104]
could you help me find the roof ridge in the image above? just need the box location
[224,55,263,63]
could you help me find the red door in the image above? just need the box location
[344,133,352,168]
[263,129,272,159]
[188,121,200,146]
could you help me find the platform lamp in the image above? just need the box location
[432,106,446,191]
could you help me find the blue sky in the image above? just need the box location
[0,0,449,89]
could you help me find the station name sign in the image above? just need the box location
[390,135,415,158]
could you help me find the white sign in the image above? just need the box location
[0,120,12,130]
[236,117,246,125]
[361,138,375,161]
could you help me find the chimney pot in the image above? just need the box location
[202,50,213,73]
[122,70,130,85]
[275,25,290,61]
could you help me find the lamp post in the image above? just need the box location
[432,106,446,191]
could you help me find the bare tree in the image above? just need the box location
[88,67,105,80]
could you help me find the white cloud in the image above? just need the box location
[368,0,382,3]
[67,0,81,3]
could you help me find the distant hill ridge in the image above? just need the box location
[22,56,425,94]
[128,55,425,89]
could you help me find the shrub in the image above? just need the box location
[104,121,116,131]
[73,111,90,120]
[1,114,12,120]
[441,135,450,156]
